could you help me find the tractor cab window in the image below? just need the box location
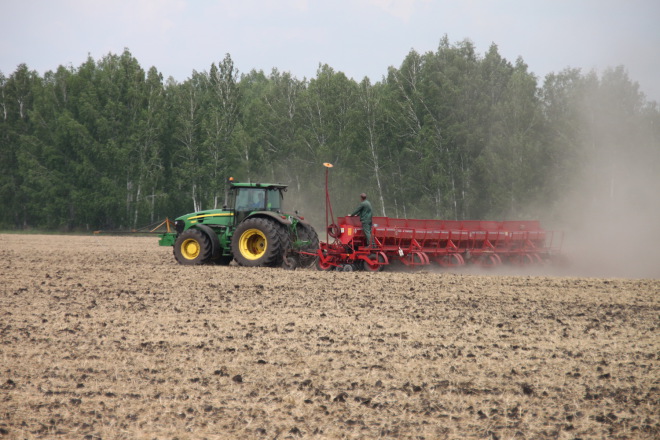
[235,188,264,211]
[265,188,282,211]
[234,188,282,212]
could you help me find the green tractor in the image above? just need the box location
[159,180,318,269]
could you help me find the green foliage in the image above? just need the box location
[0,43,658,231]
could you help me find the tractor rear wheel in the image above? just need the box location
[231,217,288,267]
[296,223,319,268]
[174,229,213,265]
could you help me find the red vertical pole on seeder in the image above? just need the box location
[323,163,334,243]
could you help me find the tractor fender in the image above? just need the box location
[295,217,313,227]
[193,224,222,259]
[245,211,293,226]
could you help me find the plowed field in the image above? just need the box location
[1,234,658,439]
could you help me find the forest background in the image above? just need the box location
[1,37,659,238]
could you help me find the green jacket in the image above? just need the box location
[351,199,372,225]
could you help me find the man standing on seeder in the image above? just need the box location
[350,193,373,248]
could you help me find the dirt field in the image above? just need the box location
[1,234,658,439]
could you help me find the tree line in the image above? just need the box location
[1,37,658,231]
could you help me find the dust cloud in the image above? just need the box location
[556,155,660,279]
[550,104,660,279]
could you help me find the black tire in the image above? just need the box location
[173,229,213,265]
[212,255,233,266]
[296,223,319,268]
[231,217,289,267]
[282,253,298,270]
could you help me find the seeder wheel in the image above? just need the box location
[316,259,335,271]
[477,254,502,268]
[509,253,534,266]
[282,254,298,270]
[437,253,465,267]
[408,252,429,266]
[363,253,386,272]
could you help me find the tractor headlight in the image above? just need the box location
[175,220,185,234]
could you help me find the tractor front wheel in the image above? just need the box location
[231,217,288,267]
[173,229,213,265]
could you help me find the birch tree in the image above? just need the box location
[202,54,241,207]
[357,77,386,215]
[172,72,204,212]
[131,66,166,225]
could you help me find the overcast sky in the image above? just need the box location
[2,0,659,101]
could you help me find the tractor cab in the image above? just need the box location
[227,182,287,225]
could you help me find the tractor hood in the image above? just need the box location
[174,209,234,233]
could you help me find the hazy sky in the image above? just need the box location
[2,0,659,101]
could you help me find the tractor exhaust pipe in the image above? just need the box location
[223,176,234,209]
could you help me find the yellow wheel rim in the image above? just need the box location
[180,238,200,260]
[239,228,267,260]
